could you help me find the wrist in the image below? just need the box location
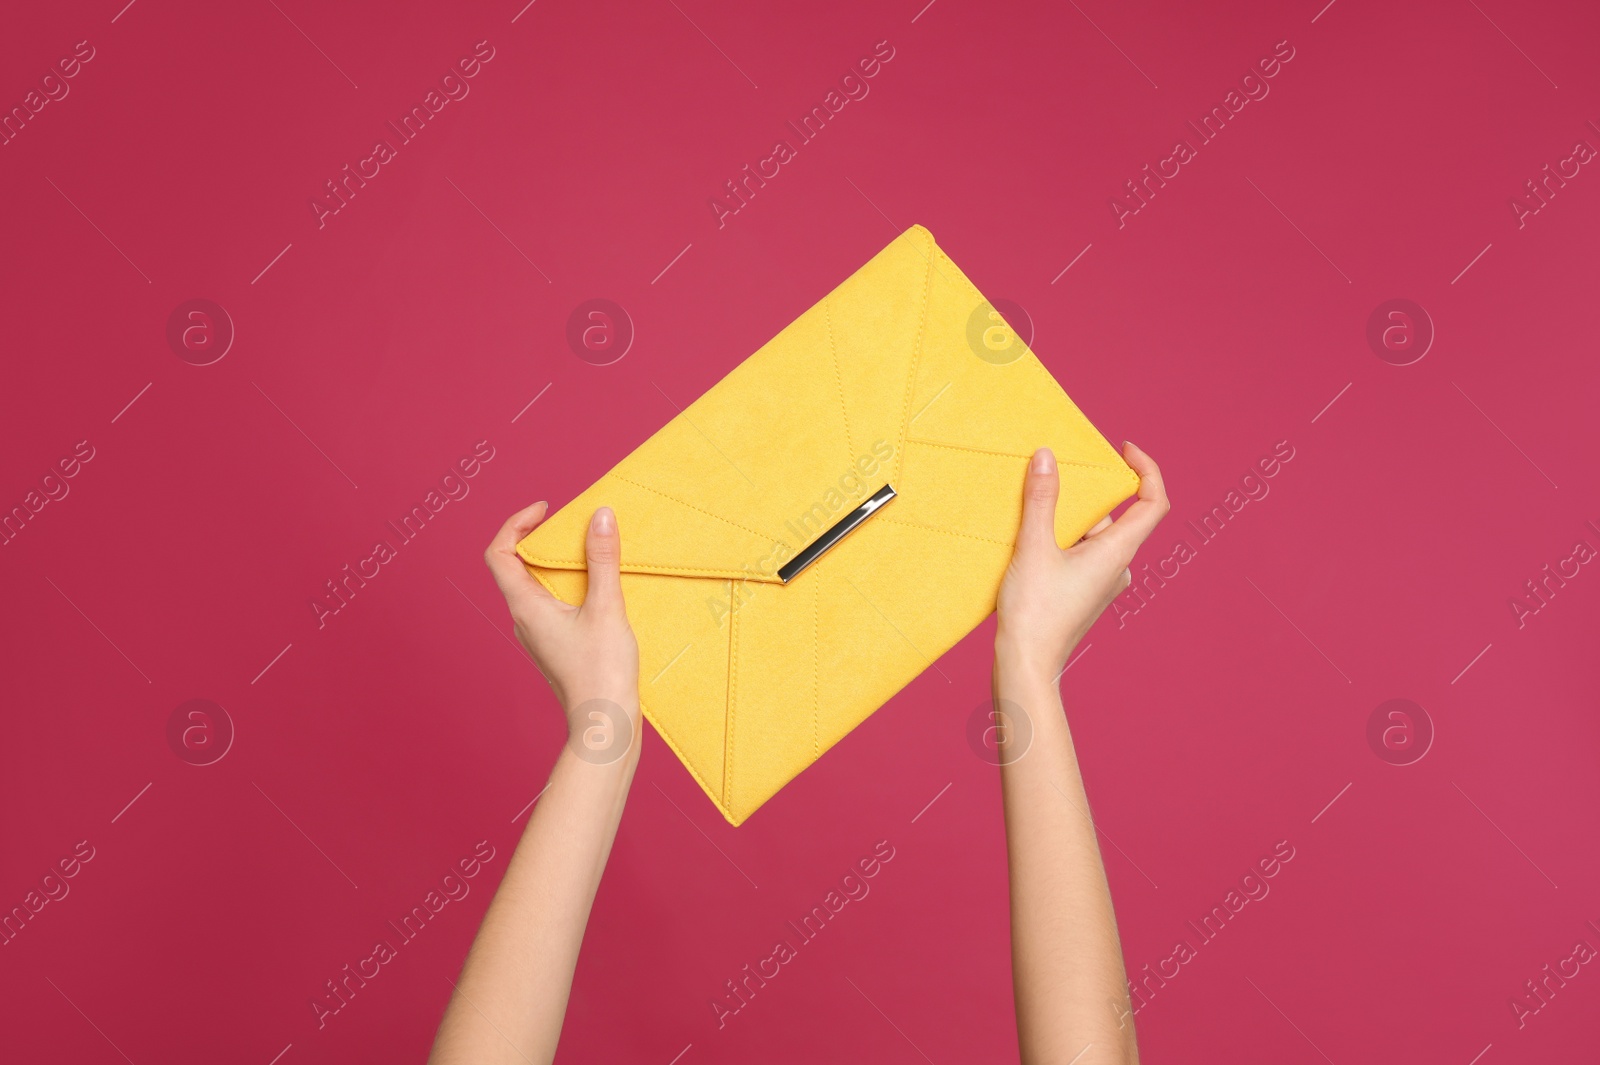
[562,694,642,767]
[989,656,1069,772]
[993,638,1068,690]
[545,741,639,820]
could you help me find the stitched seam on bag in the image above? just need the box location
[724,581,738,811]
[878,517,1014,548]
[608,473,776,543]
[825,296,855,464]
[907,437,1125,472]
[637,698,732,823]
[528,566,563,604]
[531,566,732,818]
[926,240,1130,476]
[520,555,780,581]
[891,249,936,490]
[1026,356,1128,470]
[899,230,1106,476]
[911,228,971,306]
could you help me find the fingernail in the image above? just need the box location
[1032,448,1055,474]
[592,507,615,534]
[1123,440,1134,451]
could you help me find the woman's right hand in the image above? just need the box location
[995,442,1169,681]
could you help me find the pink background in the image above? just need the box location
[3,0,1598,1061]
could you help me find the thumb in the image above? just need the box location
[582,507,624,614]
[1017,449,1061,555]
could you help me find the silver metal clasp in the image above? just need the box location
[777,484,896,583]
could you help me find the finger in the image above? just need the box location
[580,506,625,615]
[1017,448,1062,555]
[1081,515,1114,540]
[1100,441,1170,555]
[485,501,553,603]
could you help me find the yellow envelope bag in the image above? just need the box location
[517,225,1137,825]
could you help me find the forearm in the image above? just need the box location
[429,728,640,1065]
[996,652,1137,1065]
